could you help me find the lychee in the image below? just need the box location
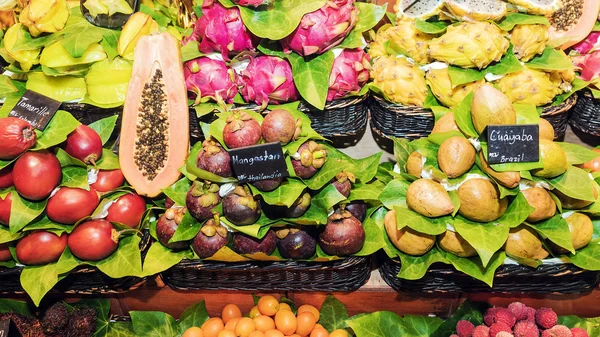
[513,320,539,337]
[496,333,515,337]
[524,307,536,322]
[473,325,491,337]
[570,328,589,337]
[490,322,512,337]
[450,335,459,337]
[542,325,572,337]
[536,308,558,329]
[508,302,528,321]
[457,320,475,337]
[485,307,517,328]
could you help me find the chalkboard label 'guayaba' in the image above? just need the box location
[487,125,540,164]
[229,142,289,183]
[8,90,61,131]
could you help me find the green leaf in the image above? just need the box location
[558,142,600,165]
[393,138,411,168]
[61,166,90,190]
[185,141,237,183]
[397,247,449,280]
[142,243,187,277]
[0,226,22,244]
[415,19,449,34]
[222,217,272,239]
[444,250,505,287]
[497,192,535,228]
[288,51,334,110]
[312,184,346,211]
[565,239,600,271]
[355,212,385,256]
[514,104,539,124]
[9,193,46,234]
[23,216,73,234]
[33,110,81,150]
[447,66,485,87]
[347,311,443,337]
[549,166,597,202]
[105,322,137,337]
[0,299,32,315]
[169,212,202,244]
[249,178,305,207]
[0,75,18,98]
[20,262,61,306]
[453,93,478,137]
[527,47,573,71]
[301,145,347,190]
[379,179,409,209]
[319,295,349,331]
[558,315,600,336]
[431,300,486,337]
[348,181,384,202]
[88,115,118,146]
[181,40,203,62]
[528,214,574,253]
[350,152,383,183]
[393,206,447,236]
[178,301,210,333]
[95,149,120,170]
[90,235,143,278]
[56,148,87,167]
[56,247,82,275]
[454,217,509,267]
[131,311,179,337]
[353,3,387,34]
[485,45,524,76]
[162,178,191,207]
[497,13,549,31]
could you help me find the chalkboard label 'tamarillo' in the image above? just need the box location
[229,142,289,183]
[487,125,540,164]
[8,90,61,131]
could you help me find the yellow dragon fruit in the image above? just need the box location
[368,18,433,64]
[428,21,509,69]
[426,67,485,107]
[511,24,549,62]
[496,67,562,106]
[548,51,576,93]
[372,56,428,106]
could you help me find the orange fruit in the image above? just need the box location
[274,310,297,335]
[264,330,285,337]
[314,324,324,330]
[235,317,256,337]
[297,305,320,322]
[217,330,235,337]
[224,317,240,331]
[183,327,204,337]
[249,306,262,318]
[310,328,329,337]
[249,331,265,337]
[254,315,276,332]
[279,303,292,311]
[202,317,225,337]
[222,304,242,324]
[258,296,280,316]
[286,335,301,337]
[295,312,317,336]
[329,330,348,337]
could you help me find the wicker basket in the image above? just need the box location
[161,257,371,292]
[379,256,600,294]
[541,94,577,140]
[369,95,435,140]
[570,90,600,138]
[298,95,369,148]
[0,232,150,295]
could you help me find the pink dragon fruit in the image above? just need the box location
[231,0,272,7]
[184,57,238,105]
[192,0,258,60]
[238,55,299,108]
[573,51,600,88]
[280,0,357,56]
[573,32,600,55]
[327,49,370,101]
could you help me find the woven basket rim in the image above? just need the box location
[172,256,369,269]
[541,94,577,117]
[372,95,432,116]
[299,94,369,112]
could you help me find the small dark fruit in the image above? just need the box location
[0,243,11,262]
[283,192,311,218]
[332,171,355,198]
[16,231,67,265]
[223,185,261,225]
[223,111,262,149]
[46,187,99,224]
[156,207,189,251]
[319,210,365,256]
[192,215,230,258]
[165,197,175,208]
[0,165,13,189]
[197,139,232,177]
[276,227,316,259]
[251,177,283,192]
[68,219,119,261]
[64,125,103,165]
[233,230,276,255]
[186,181,221,221]
[0,192,11,226]
[90,169,125,192]
[106,193,146,228]
[0,117,36,160]
[261,109,301,145]
[13,150,62,201]
[345,202,367,222]
[292,141,327,179]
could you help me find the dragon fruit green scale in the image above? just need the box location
[428,21,509,69]
[184,57,238,105]
[328,49,371,101]
[281,0,357,56]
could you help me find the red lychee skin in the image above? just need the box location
[450,335,459,337]
[536,308,558,329]
[457,320,475,337]
[496,332,515,337]
[489,322,512,337]
[524,307,536,322]
[508,302,528,321]
[570,328,590,337]
[541,325,573,337]
[514,320,539,337]
[485,308,500,326]
[473,325,490,337]
[485,308,517,328]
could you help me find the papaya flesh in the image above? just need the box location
[119,33,189,197]
[549,0,600,49]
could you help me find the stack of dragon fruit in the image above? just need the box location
[182,0,370,109]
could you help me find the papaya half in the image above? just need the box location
[549,0,600,49]
[119,33,189,197]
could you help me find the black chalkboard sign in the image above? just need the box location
[8,90,61,131]
[487,125,539,164]
[0,319,21,337]
[229,142,289,183]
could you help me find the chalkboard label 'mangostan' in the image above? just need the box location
[8,90,61,131]
[487,124,540,164]
[229,142,289,183]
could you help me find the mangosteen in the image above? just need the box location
[192,215,230,258]
[283,192,311,218]
[222,111,262,149]
[156,208,189,251]
[223,185,261,225]
[261,109,302,145]
[233,230,276,255]
[291,141,327,179]
[276,227,316,259]
[186,181,221,221]
[251,177,283,192]
[196,139,232,177]
[345,202,367,222]
[319,210,365,256]
[332,171,355,197]
[165,197,175,208]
